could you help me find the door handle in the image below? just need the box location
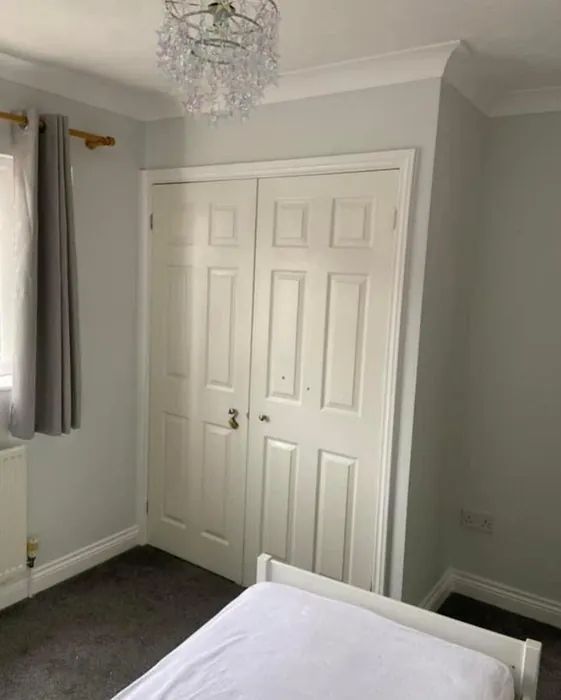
[228,408,239,430]
[258,414,270,423]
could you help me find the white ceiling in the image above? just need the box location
[1,0,561,118]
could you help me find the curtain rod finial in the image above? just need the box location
[84,135,116,150]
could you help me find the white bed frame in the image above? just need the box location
[257,555,541,700]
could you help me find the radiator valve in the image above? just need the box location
[27,536,39,568]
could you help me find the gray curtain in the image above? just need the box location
[9,110,81,439]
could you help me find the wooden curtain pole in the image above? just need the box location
[0,110,116,150]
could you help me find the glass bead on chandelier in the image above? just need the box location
[157,0,280,121]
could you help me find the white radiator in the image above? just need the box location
[0,446,27,584]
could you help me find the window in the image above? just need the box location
[0,155,14,387]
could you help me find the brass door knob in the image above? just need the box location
[228,408,239,430]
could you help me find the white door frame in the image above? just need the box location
[137,149,416,595]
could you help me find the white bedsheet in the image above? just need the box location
[114,582,514,700]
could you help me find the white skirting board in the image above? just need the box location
[421,567,561,630]
[0,525,139,614]
[419,568,456,612]
[0,576,28,612]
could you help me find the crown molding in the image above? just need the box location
[441,43,561,118]
[0,51,174,121]
[489,86,561,117]
[442,42,497,115]
[0,43,460,123]
[1,42,561,122]
[261,41,460,107]
[146,41,462,120]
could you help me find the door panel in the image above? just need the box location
[244,170,400,590]
[322,273,368,413]
[268,271,306,402]
[261,437,297,562]
[162,412,189,526]
[314,450,356,581]
[149,179,257,583]
[205,267,237,389]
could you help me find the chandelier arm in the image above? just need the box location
[181,21,247,50]
[179,8,263,32]
[167,0,279,11]
[194,37,246,52]
[226,14,263,34]
[166,0,278,22]
[192,51,243,65]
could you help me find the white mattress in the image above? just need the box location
[114,582,514,700]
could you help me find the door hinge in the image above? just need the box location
[149,213,153,231]
[145,500,149,515]
[392,207,398,231]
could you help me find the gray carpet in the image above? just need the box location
[439,593,561,700]
[2,548,560,699]
[0,546,242,699]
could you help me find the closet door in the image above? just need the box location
[148,179,256,583]
[244,170,400,590]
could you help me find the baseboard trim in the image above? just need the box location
[419,569,455,611]
[0,525,139,613]
[0,576,28,613]
[420,567,561,630]
[452,569,561,630]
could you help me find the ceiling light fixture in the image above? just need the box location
[157,0,280,121]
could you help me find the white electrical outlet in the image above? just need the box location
[460,509,494,534]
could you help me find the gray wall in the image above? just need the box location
[448,111,561,600]
[2,67,556,603]
[145,80,442,598]
[0,77,143,566]
[145,81,439,170]
[402,82,486,604]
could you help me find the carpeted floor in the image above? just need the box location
[439,593,561,700]
[1,547,560,699]
[0,546,242,700]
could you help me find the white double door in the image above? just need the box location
[148,169,400,590]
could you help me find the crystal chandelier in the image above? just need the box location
[157,0,280,121]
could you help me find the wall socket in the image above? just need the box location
[460,509,494,535]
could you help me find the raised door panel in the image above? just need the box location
[165,265,192,380]
[201,422,232,545]
[209,204,238,247]
[322,273,368,415]
[162,413,188,527]
[260,438,297,561]
[267,271,306,403]
[273,200,309,247]
[205,268,237,392]
[151,184,198,247]
[314,451,356,582]
[331,197,375,249]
